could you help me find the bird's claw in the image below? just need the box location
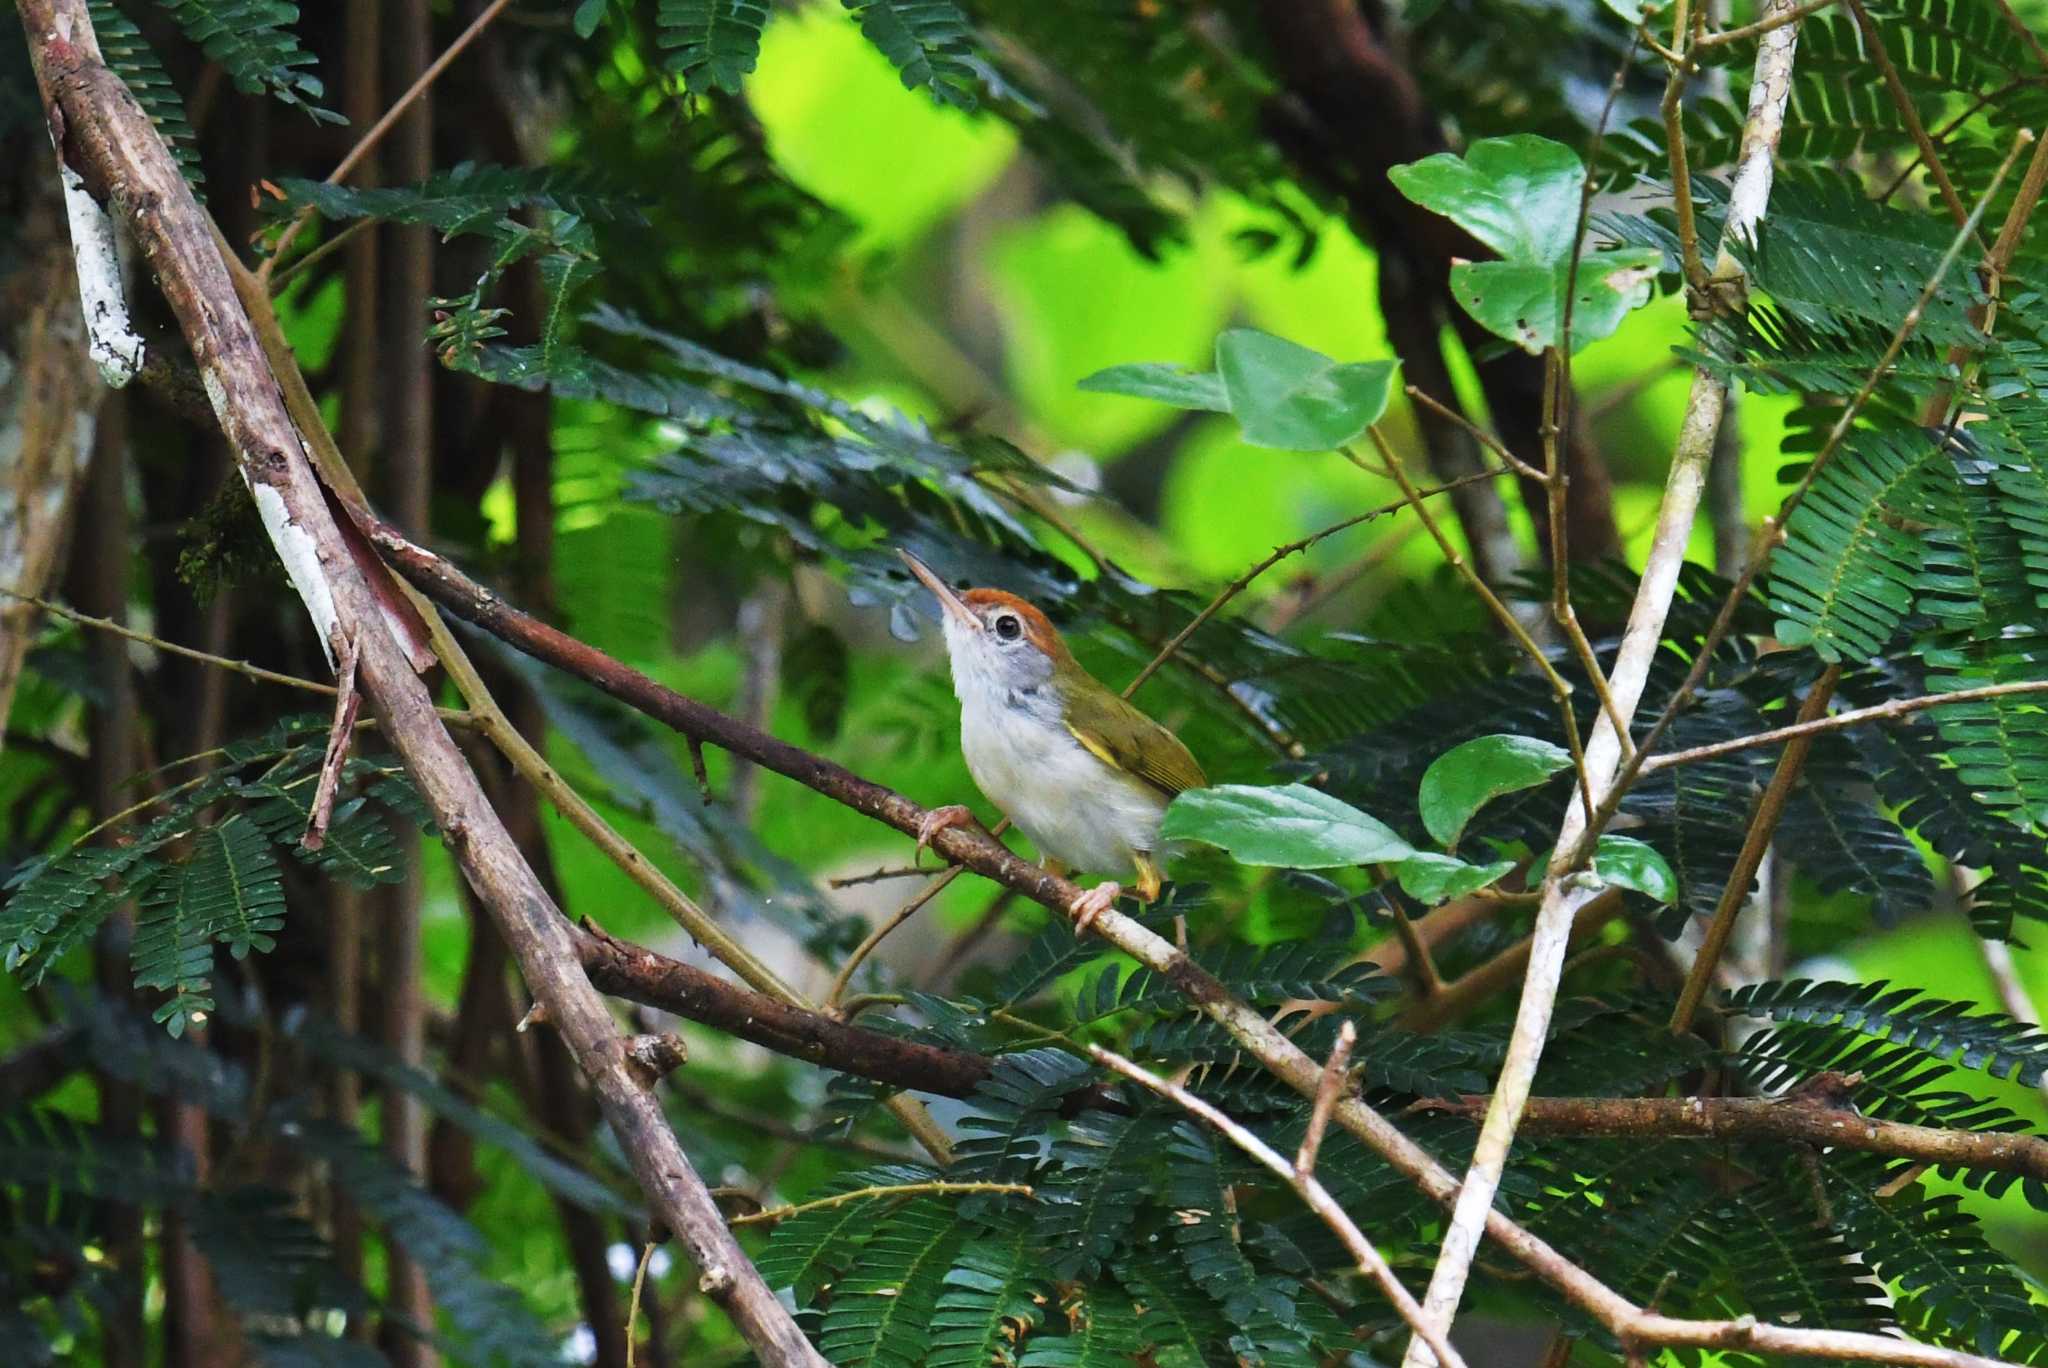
[916,804,976,863]
[1071,882,1122,937]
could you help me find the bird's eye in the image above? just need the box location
[993,613,1023,642]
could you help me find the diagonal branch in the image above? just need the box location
[378,503,2021,1365]
[13,5,822,1360]
[1400,5,1810,1359]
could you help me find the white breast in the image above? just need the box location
[958,698,1168,876]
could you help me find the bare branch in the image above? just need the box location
[1091,1043,1468,1368]
[1419,1094,2048,1180]
[1296,1020,1358,1178]
[15,6,823,1357]
[1401,7,1810,1358]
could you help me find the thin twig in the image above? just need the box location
[828,864,928,889]
[728,1181,1034,1227]
[1122,469,1499,699]
[1090,1044,1468,1368]
[1695,0,1839,46]
[259,0,516,282]
[626,1240,654,1368]
[1639,676,2048,772]
[0,588,336,694]
[1296,1020,1358,1178]
[1568,127,2032,872]
[1844,0,1970,228]
[1669,665,1839,1033]
[301,631,361,851]
[1401,9,1811,1359]
[1360,431,1598,830]
[1402,386,1544,479]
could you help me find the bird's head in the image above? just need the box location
[898,549,1075,705]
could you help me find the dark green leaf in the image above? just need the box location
[1591,835,1678,903]
[1075,362,1231,413]
[1163,784,1413,867]
[1397,852,1516,904]
[1418,733,1573,847]
[1213,329,1398,451]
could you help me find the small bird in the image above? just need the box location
[899,549,1206,933]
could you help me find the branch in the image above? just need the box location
[14,6,821,1360]
[1400,7,1810,1359]
[259,0,516,280]
[1669,665,1839,1033]
[1638,676,2048,772]
[1090,1043,1468,1368]
[1418,1094,2048,1180]
[372,472,2020,1366]
[728,1181,1033,1228]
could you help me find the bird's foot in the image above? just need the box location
[1071,881,1122,937]
[915,804,976,863]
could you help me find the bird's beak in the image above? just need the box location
[897,548,982,633]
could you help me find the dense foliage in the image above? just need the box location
[2,0,2047,1365]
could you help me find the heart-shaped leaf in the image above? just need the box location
[1396,853,1517,905]
[1592,835,1678,904]
[1389,135,1583,264]
[1213,329,1399,451]
[1418,734,1574,848]
[1076,362,1231,413]
[1391,135,1659,353]
[1164,784,1414,868]
[1448,249,1661,356]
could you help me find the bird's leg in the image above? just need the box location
[1133,852,1164,904]
[915,804,977,864]
[1070,882,1122,937]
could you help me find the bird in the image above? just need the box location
[898,548,1206,933]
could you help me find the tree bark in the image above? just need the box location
[15,6,825,1360]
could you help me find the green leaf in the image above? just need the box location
[1163,784,1413,867]
[1448,248,1661,356]
[658,0,771,94]
[1389,135,1656,353]
[1213,329,1398,451]
[1592,835,1678,903]
[1388,135,1584,264]
[843,0,981,110]
[1397,853,1516,905]
[573,0,608,38]
[1418,733,1573,848]
[1075,363,1230,413]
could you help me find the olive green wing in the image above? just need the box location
[1063,685,1207,800]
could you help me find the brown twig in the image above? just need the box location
[1420,1094,2048,1179]
[1091,1043,1468,1368]
[728,1181,1034,1228]
[1296,1020,1358,1177]
[1670,665,1840,1033]
[1640,676,2048,772]
[16,6,822,1357]
[0,588,337,695]
[259,0,516,281]
[1122,469,1499,699]
[1844,0,1970,229]
[301,631,360,851]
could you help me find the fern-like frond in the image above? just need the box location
[132,816,284,1037]
[817,1196,972,1367]
[191,1186,365,1323]
[1778,739,1933,923]
[955,1049,1095,1181]
[89,0,202,184]
[1825,1170,2047,1358]
[1728,978,2048,1086]
[0,1108,196,1205]
[154,1,341,123]
[1036,1113,1162,1280]
[1163,1122,1302,1333]
[657,0,770,94]
[1769,427,1952,663]
[243,782,404,888]
[289,1119,559,1368]
[843,0,980,109]
[1921,628,2048,832]
[930,1227,1050,1368]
